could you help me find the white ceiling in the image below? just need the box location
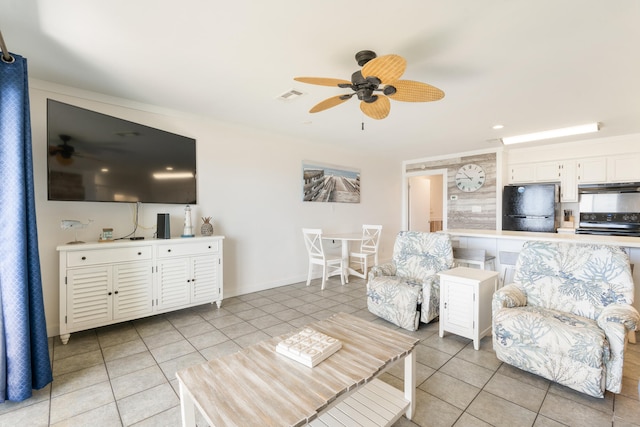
[3,0,640,161]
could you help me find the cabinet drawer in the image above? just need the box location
[67,246,152,267]
[157,240,220,258]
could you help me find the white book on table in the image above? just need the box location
[276,327,341,368]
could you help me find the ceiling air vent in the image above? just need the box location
[276,89,305,101]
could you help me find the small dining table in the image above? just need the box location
[322,232,364,283]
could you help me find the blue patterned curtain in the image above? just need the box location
[0,53,52,402]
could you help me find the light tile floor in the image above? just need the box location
[0,277,638,426]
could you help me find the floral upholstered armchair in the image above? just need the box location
[367,231,453,331]
[493,240,640,398]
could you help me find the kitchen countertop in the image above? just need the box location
[444,229,640,249]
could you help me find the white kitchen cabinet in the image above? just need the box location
[509,162,560,184]
[58,236,224,344]
[534,161,560,182]
[438,267,498,350]
[607,154,640,183]
[577,157,607,183]
[508,152,640,193]
[508,164,535,183]
[508,160,576,201]
[559,160,578,202]
[155,239,223,312]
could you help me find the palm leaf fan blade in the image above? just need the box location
[309,95,350,113]
[360,96,390,120]
[361,54,406,84]
[389,80,445,102]
[294,77,352,87]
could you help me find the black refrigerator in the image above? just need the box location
[502,184,559,232]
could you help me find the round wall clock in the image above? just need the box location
[455,164,486,192]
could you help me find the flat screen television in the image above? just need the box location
[47,99,197,204]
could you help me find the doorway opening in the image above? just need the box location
[406,169,447,232]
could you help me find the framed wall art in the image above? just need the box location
[302,161,360,203]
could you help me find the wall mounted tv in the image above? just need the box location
[47,99,197,204]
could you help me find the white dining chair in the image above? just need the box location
[302,228,344,290]
[498,250,520,287]
[452,247,496,271]
[349,224,382,280]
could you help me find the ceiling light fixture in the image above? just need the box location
[501,123,600,145]
[492,124,504,130]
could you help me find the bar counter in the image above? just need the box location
[441,228,640,317]
[444,229,640,248]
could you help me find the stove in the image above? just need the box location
[576,212,640,237]
[576,182,640,237]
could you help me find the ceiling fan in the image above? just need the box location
[49,134,99,165]
[49,134,76,164]
[294,50,444,120]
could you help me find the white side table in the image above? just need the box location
[438,267,498,350]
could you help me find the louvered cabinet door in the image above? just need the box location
[438,267,498,351]
[155,238,224,310]
[190,254,221,305]
[66,266,113,331]
[113,261,153,320]
[441,280,474,336]
[156,257,191,311]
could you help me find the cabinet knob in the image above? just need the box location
[114,290,119,294]
[108,292,112,296]
[81,256,87,260]
[208,246,212,249]
[167,249,172,253]
[137,252,142,256]
[187,279,191,283]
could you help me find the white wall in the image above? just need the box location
[30,80,402,338]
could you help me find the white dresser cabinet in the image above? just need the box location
[58,236,224,344]
[438,267,498,350]
[60,245,153,344]
[156,239,223,312]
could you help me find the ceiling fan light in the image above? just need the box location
[365,76,381,86]
[351,71,366,85]
[357,88,374,101]
[383,85,397,96]
[501,122,600,145]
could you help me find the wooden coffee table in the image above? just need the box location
[176,312,419,426]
